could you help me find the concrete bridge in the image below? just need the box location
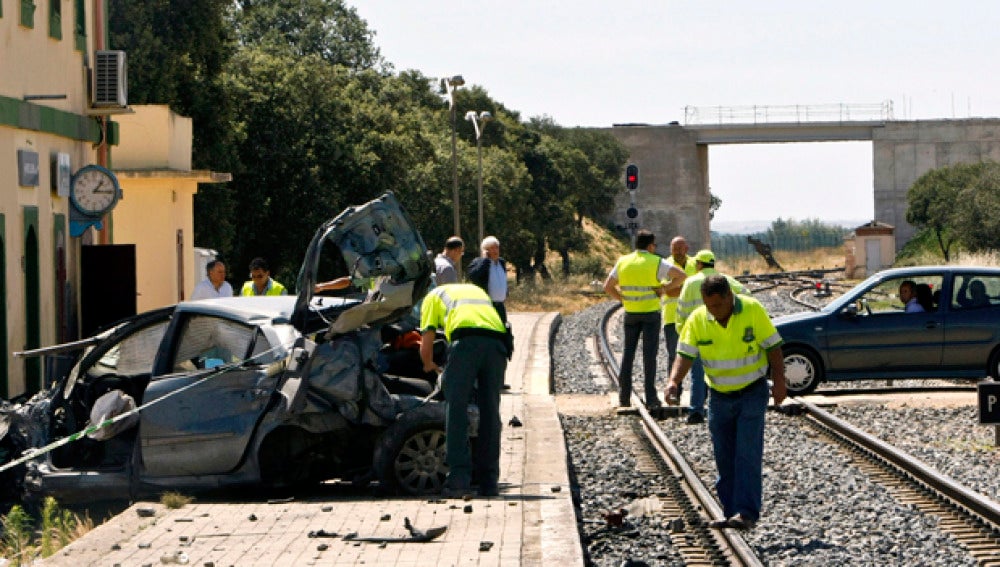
[606,115,1000,254]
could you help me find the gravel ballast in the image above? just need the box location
[555,292,990,566]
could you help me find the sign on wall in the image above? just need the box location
[53,153,71,197]
[18,149,40,186]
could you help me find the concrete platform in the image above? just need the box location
[40,311,583,566]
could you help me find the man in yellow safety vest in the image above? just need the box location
[603,229,685,410]
[665,275,786,531]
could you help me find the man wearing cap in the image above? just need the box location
[674,249,746,424]
[435,236,465,284]
[665,274,786,531]
[603,229,685,410]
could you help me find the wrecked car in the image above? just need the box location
[0,192,461,502]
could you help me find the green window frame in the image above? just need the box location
[49,0,62,39]
[21,0,36,28]
[74,0,86,51]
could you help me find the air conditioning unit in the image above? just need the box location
[92,50,128,108]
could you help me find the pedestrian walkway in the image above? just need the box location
[41,312,583,566]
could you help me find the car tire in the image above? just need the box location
[988,348,1000,380]
[783,346,823,396]
[373,404,448,496]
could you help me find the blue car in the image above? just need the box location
[775,266,1000,395]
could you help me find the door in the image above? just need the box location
[825,275,944,375]
[865,239,881,275]
[81,244,136,337]
[139,314,279,477]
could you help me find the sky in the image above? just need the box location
[351,1,1000,229]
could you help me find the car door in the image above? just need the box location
[941,273,1000,371]
[139,314,282,477]
[824,275,944,375]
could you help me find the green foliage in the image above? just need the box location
[0,498,89,563]
[230,0,383,70]
[111,0,641,284]
[1,504,33,563]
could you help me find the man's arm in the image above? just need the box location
[661,264,686,297]
[420,330,440,373]
[603,274,623,302]
[767,346,786,405]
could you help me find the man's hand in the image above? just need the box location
[664,381,682,406]
[770,375,787,405]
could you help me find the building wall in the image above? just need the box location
[0,0,104,396]
[606,125,712,250]
[873,120,1000,250]
[113,106,226,312]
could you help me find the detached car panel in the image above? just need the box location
[775,266,1000,395]
[1,192,460,502]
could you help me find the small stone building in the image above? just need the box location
[844,221,895,279]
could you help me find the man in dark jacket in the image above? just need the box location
[467,235,508,323]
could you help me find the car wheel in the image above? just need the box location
[988,348,1000,380]
[373,404,448,496]
[783,346,823,396]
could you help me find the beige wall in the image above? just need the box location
[1,0,102,396]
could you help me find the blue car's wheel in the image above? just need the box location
[783,346,822,396]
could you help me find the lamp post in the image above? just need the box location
[442,75,465,237]
[465,110,493,245]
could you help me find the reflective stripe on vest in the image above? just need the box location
[678,296,782,393]
[421,284,506,340]
[617,251,661,313]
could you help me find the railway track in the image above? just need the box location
[595,305,763,566]
[787,399,1000,565]
[593,289,1000,565]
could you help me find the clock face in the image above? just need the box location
[71,165,119,216]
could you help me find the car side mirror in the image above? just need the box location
[841,304,858,318]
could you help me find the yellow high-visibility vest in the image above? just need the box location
[615,251,662,313]
[676,295,782,393]
[420,283,505,341]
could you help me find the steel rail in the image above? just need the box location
[793,398,1000,534]
[597,303,763,566]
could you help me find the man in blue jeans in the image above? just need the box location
[665,275,786,530]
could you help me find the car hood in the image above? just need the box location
[292,192,432,336]
[773,310,825,327]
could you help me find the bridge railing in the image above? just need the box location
[684,101,894,125]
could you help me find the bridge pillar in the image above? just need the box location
[607,124,712,250]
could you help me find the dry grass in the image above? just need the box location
[719,246,846,276]
[505,224,851,314]
[160,492,194,509]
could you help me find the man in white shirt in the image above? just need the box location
[190,260,234,300]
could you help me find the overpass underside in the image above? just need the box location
[607,118,1000,255]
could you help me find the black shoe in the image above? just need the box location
[727,513,756,530]
[686,411,705,425]
[708,518,730,529]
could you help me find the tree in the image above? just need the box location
[230,0,384,70]
[906,163,984,261]
[952,162,1000,252]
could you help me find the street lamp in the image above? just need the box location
[442,75,465,237]
[465,110,493,244]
